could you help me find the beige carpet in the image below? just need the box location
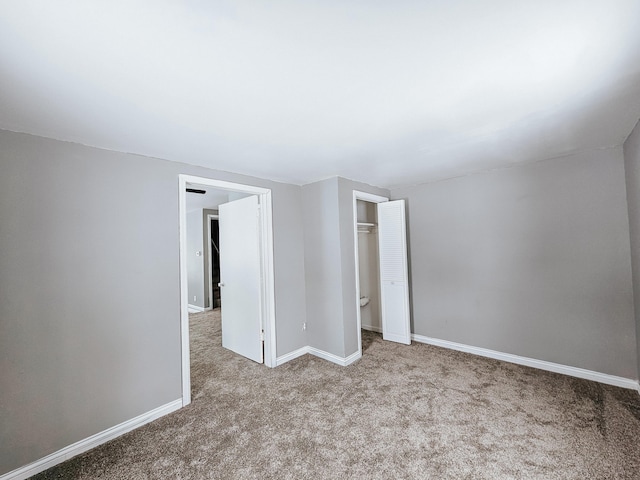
[33,309,640,479]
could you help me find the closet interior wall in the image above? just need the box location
[357,200,381,333]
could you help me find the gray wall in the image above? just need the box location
[392,147,638,379]
[187,209,205,308]
[624,119,640,380]
[302,177,388,358]
[302,178,344,356]
[0,129,308,475]
[271,182,308,355]
[357,229,381,332]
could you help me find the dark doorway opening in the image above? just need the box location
[210,218,221,308]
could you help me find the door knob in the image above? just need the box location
[218,282,224,287]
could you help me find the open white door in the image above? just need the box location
[377,200,411,345]
[218,195,263,363]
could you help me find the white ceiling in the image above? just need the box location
[1,1,640,188]
[185,188,229,214]
[185,184,252,213]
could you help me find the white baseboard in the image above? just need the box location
[362,325,382,333]
[412,334,639,391]
[308,347,361,366]
[1,399,183,480]
[275,345,362,367]
[276,346,310,366]
[342,350,362,366]
[187,304,204,313]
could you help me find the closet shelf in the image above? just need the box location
[357,222,376,234]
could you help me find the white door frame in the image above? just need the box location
[206,213,219,311]
[352,190,389,359]
[179,174,277,407]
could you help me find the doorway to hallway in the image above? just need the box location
[178,175,277,407]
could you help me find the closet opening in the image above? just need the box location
[356,199,382,343]
[352,190,389,358]
[353,190,412,359]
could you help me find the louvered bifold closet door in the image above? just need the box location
[377,200,411,345]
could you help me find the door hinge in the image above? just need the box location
[260,330,265,341]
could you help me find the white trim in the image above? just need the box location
[260,190,277,368]
[361,325,383,333]
[178,176,191,406]
[187,304,204,313]
[179,175,278,408]
[353,191,390,204]
[411,334,640,391]
[343,350,362,366]
[352,190,389,360]
[308,347,362,366]
[276,346,310,366]
[1,399,182,480]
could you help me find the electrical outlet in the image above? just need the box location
[193,295,197,302]
[303,322,307,331]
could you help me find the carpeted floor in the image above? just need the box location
[33,309,640,479]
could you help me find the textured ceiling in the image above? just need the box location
[1,1,640,188]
